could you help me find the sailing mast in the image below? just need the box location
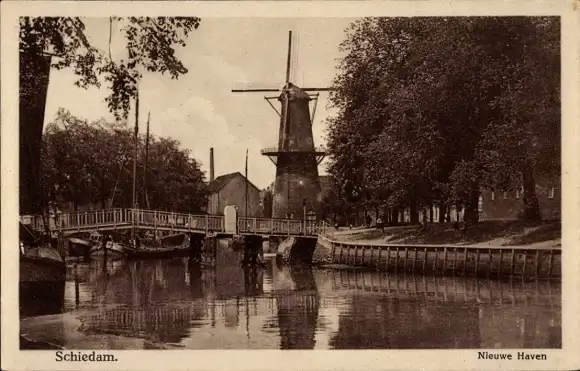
[143,111,151,209]
[245,149,249,218]
[131,91,139,240]
[132,91,139,210]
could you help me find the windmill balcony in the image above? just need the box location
[260,146,326,156]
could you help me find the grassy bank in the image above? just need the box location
[328,220,561,248]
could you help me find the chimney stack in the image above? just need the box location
[209,147,215,182]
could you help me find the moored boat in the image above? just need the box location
[88,231,127,259]
[68,237,92,258]
[20,247,66,284]
[20,245,66,316]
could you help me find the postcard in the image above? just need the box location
[1,1,579,370]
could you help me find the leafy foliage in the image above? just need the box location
[327,17,560,222]
[41,109,208,213]
[20,17,201,120]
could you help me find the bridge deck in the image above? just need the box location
[21,208,327,238]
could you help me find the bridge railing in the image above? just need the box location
[22,208,327,236]
[131,209,224,233]
[23,208,131,232]
[237,217,324,236]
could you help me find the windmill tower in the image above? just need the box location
[232,31,332,219]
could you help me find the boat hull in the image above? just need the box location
[90,244,127,259]
[20,252,66,283]
[19,249,66,317]
[68,239,92,257]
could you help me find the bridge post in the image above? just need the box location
[205,215,209,235]
[288,237,317,265]
[242,235,263,267]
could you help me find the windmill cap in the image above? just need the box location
[278,82,311,102]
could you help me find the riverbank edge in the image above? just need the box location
[306,235,562,280]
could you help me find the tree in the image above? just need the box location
[327,17,559,224]
[40,110,208,213]
[19,17,201,214]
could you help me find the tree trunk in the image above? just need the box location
[438,204,446,223]
[20,48,51,214]
[410,201,419,224]
[522,162,542,222]
[463,187,480,225]
[429,205,434,223]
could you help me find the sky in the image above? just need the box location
[43,17,358,189]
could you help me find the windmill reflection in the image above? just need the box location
[276,266,320,349]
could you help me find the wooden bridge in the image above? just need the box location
[20,208,328,238]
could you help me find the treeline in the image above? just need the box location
[325,17,560,224]
[40,109,208,213]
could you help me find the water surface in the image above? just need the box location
[20,242,561,349]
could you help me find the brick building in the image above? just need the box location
[479,177,560,221]
[207,172,261,217]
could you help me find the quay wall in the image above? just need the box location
[317,236,561,280]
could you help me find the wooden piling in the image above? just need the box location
[535,249,540,277]
[522,250,527,277]
[433,247,438,272]
[488,248,493,277]
[510,248,516,275]
[331,243,336,263]
[322,238,559,279]
[548,249,554,277]
[498,249,503,276]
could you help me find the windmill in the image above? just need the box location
[232,31,335,220]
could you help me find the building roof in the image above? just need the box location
[208,172,260,194]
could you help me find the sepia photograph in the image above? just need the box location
[2,1,579,370]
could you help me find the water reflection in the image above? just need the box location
[20,244,561,349]
[276,267,319,349]
[20,281,66,317]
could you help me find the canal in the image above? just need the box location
[20,241,561,350]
